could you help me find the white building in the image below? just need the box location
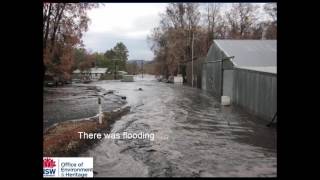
[72,67,108,81]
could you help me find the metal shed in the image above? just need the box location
[202,40,277,121]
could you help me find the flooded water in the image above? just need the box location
[43,85,126,130]
[80,75,277,177]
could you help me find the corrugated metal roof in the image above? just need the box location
[215,40,277,74]
[73,68,107,74]
[237,66,277,74]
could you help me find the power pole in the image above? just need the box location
[141,60,144,79]
[114,59,116,79]
[191,31,194,87]
[113,59,121,79]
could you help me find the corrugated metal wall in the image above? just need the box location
[223,70,234,100]
[201,41,277,121]
[203,61,222,98]
[233,68,277,120]
[201,63,207,90]
[201,43,229,99]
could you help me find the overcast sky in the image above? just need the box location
[82,3,269,61]
[82,3,167,61]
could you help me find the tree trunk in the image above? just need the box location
[43,3,52,50]
[50,3,66,53]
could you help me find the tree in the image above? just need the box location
[43,3,99,80]
[185,3,201,62]
[264,3,277,22]
[214,18,228,39]
[225,3,258,39]
[103,42,129,73]
[73,48,86,70]
[148,3,277,78]
[126,62,139,75]
[104,49,116,60]
[250,22,265,39]
[143,61,157,75]
[113,42,129,71]
[264,22,277,39]
[204,3,221,50]
[148,3,203,78]
[95,52,112,68]
[73,48,95,72]
[104,49,116,73]
[263,3,277,39]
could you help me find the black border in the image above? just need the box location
[5,0,297,179]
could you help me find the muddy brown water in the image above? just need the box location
[73,75,276,177]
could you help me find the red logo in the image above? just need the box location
[43,158,56,168]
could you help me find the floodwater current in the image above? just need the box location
[80,75,277,177]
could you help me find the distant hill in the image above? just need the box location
[127,60,153,67]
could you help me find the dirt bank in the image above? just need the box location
[43,105,130,157]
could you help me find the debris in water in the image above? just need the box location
[146,149,156,152]
[106,90,115,94]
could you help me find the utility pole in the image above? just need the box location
[114,59,116,80]
[98,96,102,124]
[113,59,121,80]
[141,60,144,79]
[191,31,194,87]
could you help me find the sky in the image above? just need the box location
[82,3,270,61]
[82,3,167,61]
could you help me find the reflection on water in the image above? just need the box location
[80,75,277,177]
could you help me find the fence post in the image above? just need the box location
[98,97,102,124]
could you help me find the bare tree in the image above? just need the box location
[204,3,221,48]
[263,3,277,39]
[264,3,277,22]
[164,3,186,29]
[150,3,209,77]
[148,3,276,78]
[43,3,99,80]
[226,3,258,39]
[215,19,228,39]
[183,2,201,78]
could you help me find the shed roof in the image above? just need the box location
[90,68,107,74]
[215,40,277,74]
[237,66,277,74]
[73,68,107,74]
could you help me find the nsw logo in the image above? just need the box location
[43,158,57,177]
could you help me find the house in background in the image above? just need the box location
[117,71,128,76]
[72,67,108,81]
[202,40,276,121]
